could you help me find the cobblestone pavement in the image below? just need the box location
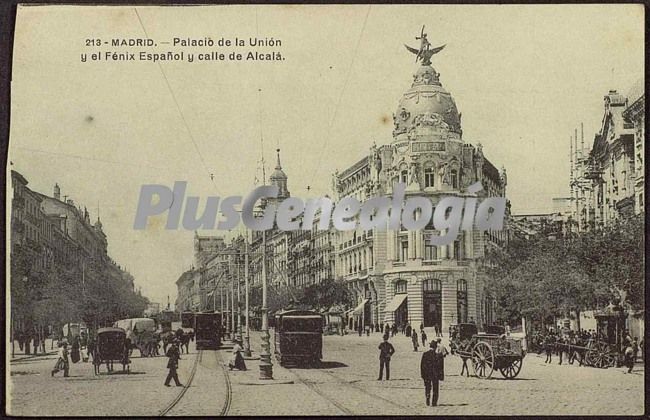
[7,329,645,416]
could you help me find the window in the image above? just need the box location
[450,169,458,189]
[400,170,408,184]
[454,238,463,260]
[424,244,437,260]
[457,279,468,323]
[424,167,435,187]
[457,279,467,292]
[423,278,441,292]
[394,280,407,294]
[400,240,408,261]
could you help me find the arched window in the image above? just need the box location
[424,166,435,188]
[450,169,458,189]
[394,280,407,294]
[423,278,442,292]
[400,170,408,184]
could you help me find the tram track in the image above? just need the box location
[159,349,202,416]
[286,362,409,415]
[319,368,410,410]
[288,368,353,415]
[214,349,233,416]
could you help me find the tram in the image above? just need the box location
[274,309,323,366]
[194,311,222,350]
[181,311,195,329]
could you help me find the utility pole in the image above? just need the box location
[244,236,251,357]
[259,228,273,379]
[236,251,242,343]
[231,261,236,340]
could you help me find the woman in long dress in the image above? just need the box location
[228,340,247,371]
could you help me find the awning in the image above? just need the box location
[352,299,369,315]
[384,294,407,312]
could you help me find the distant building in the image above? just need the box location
[144,302,161,317]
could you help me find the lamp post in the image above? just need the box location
[259,228,273,379]
[236,253,242,343]
[230,267,236,340]
[243,237,251,357]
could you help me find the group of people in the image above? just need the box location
[377,332,449,407]
[377,322,451,407]
[535,328,642,373]
[163,336,247,387]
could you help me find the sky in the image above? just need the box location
[8,4,644,306]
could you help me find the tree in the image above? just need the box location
[485,214,644,329]
[299,278,351,311]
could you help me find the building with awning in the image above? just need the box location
[332,28,506,334]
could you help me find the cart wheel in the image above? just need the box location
[590,342,608,369]
[499,357,522,379]
[472,342,495,379]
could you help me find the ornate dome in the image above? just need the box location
[393,65,462,139]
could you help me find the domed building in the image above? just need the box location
[334,31,509,333]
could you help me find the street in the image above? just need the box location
[7,329,644,416]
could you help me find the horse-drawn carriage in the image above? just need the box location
[113,318,159,357]
[93,327,130,375]
[553,305,628,368]
[450,323,525,379]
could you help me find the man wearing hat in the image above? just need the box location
[420,340,443,406]
[377,334,395,380]
[165,340,183,387]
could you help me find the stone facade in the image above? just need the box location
[333,51,506,333]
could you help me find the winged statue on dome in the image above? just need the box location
[404,25,445,66]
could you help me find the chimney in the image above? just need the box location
[53,183,60,200]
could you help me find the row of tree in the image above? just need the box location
[247,277,352,315]
[10,242,148,352]
[485,214,644,327]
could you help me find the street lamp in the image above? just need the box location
[259,227,273,379]
[243,237,251,357]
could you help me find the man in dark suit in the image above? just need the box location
[420,340,443,406]
[377,334,395,380]
[165,341,183,387]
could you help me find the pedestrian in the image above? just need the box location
[557,335,564,365]
[358,323,363,337]
[420,340,443,406]
[421,330,428,347]
[420,322,424,333]
[228,339,247,371]
[164,340,183,387]
[624,341,635,374]
[51,341,69,377]
[460,356,471,377]
[71,335,81,364]
[377,334,395,381]
[365,324,371,337]
[544,333,553,363]
[391,323,397,337]
[406,323,412,338]
[384,323,390,336]
[412,330,419,351]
